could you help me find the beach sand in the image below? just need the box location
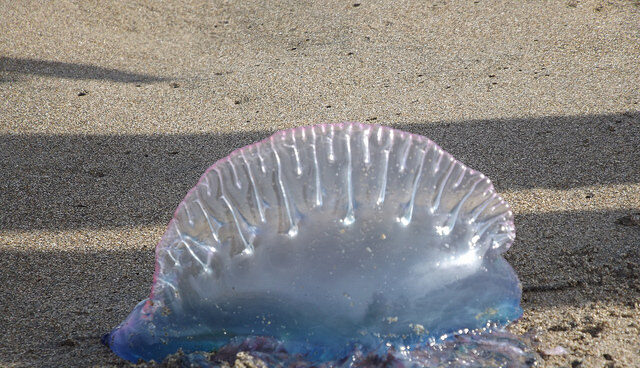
[1,0,639,366]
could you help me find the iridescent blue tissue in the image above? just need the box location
[104,123,524,365]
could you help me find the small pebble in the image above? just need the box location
[540,345,568,356]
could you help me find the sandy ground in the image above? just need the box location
[1,0,639,366]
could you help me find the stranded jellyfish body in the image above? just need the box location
[104,123,526,366]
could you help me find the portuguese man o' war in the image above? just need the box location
[104,123,536,366]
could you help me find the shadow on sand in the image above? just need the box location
[1,111,638,365]
[2,111,637,231]
[0,57,168,83]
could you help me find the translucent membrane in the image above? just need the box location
[104,123,523,365]
[166,328,538,367]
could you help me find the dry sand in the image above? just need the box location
[1,0,639,366]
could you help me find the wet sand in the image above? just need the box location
[1,0,639,366]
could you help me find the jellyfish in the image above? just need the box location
[103,123,532,366]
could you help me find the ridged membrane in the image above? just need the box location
[104,123,521,364]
